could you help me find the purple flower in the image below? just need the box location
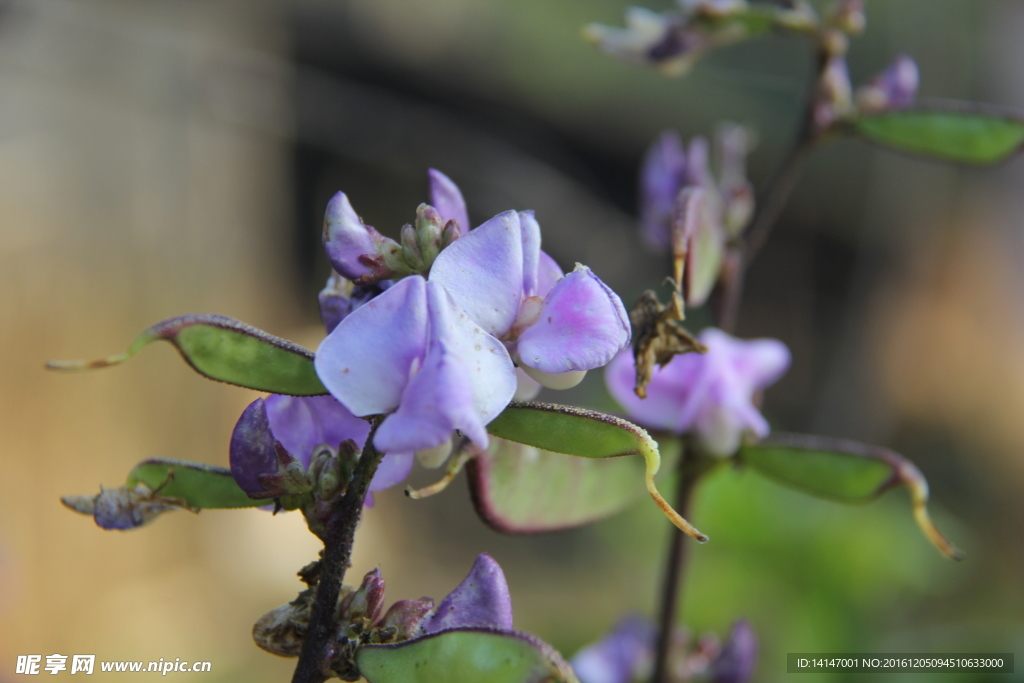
[856,54,919,114]
[571,615,655,683]
[606,328,789,456]
[422,553,513,634]
[316,178,630,456]
[229,394,413,501]
[322,192,406,284]
[709,620,758,683]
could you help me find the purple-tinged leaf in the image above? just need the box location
[47,314,327,396]
[467,437,680,534]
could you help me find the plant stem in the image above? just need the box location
[292,420,384,683]
[650,445,699,683]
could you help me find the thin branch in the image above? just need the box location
[650,445,699,683]
[292,419,384,683]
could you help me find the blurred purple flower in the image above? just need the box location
[571,615,655,683]
[856,54,919,113]
[606,328,789,456]
[709,620,758,683]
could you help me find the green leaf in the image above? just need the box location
[741,434,964,560]
[486,402,707,542]
[854,103,1024,165]
[127,458,273,509]
[47,314,328,396]
[467,436,681,534]
[357,628,579,683]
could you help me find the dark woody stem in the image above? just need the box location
[650,444,700,683]
[653,42,837,683]
[292,418,384,683]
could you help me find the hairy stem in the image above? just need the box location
[651,446,699,683]
[292,420,384,683]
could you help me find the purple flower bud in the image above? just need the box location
[709,620,757,683]
[428,169,470,237]
[340,568,387,625]
[571,615,655,683]
[322,192,403,284]
[230,398,301,498]
[606,328,790,456]
[423,553,513,633]
[856,54,919,113]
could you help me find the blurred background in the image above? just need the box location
[1,0,1023,680]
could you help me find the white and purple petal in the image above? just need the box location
[315,276,429,417]
[322,192,380,281]
[515,265,630,374]
[429,210,524,337]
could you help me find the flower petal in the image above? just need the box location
[606,350,699,431]
[264,394,370,468]
[428,169,471,236]
[519,210,542,298]
[373,283,515,452]
[535,250,564,298]
[571,615,655,683]
[230,398,288,497]
[516,265,630,374]
[639,130,686,251]
[369,452,416,493]
[424,553,513,633]
[428,210,524,337]
[704,329,791,391]
[315,276,429,417]
[322,192,379,281]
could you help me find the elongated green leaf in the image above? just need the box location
[357,628,578,683]
[47,314,328,396]
[127,458,272,509]
[741,434,964,560]
[486,402,706,542]
[854,103,1024,165]
[467,436,681,534]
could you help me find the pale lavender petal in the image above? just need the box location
[264,394,370,468]
[703,329,790,390]
[369,452,416,493]
[373,283,515,451]
[424,553,513,633]
[315,276,429,417]
[429,210,524,337]
[374,340,480,453]
[535,250,564,298]
[639,130,686,251]
[230,398,287,497]
[428,169,471,236]
[571,615,655,683]
[516,266,630,374]
[710,620,758,683]
[519,210,542,298]
[322,192,378,281]
[606,349,706,431]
